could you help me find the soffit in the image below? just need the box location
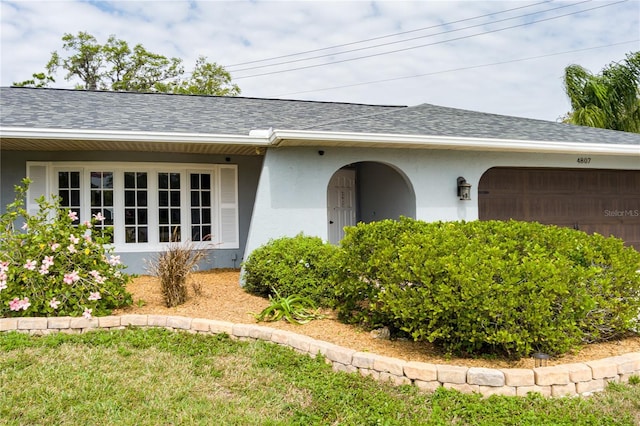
[0,138,263,156]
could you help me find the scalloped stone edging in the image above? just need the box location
[2,315,639,398]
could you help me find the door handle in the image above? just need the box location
[329,221,334,224]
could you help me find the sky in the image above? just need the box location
[1,0,638,122]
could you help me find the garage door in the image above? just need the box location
[478,168,640,250]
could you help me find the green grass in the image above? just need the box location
[1,329,639,425]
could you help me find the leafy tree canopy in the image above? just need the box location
[562,51,639,133]
[13,31,240,96]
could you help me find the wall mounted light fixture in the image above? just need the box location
[457,177,472,201]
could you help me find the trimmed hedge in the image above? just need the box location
[242,234,340,306]
[333,218,640,358]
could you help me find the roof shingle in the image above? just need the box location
[2,87,639,146]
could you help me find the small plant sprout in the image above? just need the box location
[252,289,325,325]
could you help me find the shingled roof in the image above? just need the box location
[2,86,639,146]
[306,103,640,145]
[0,87,402,135]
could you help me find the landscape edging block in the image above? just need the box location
[1,316,638,398]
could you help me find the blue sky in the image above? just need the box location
[1,0,638,121]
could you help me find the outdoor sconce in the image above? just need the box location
[533,352,550,368]
[457,177,472,201]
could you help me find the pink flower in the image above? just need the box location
[9,297,30,311]
[68,211,78,221]
[83,308,92,319]
[89,270,106,284]
[108,255,121,266]
[88,292,101,301]
[21,222,28,230]
[50,243,61,251]
[42,256,54,267]
[83,234,92,243]
[49,298,61,309]
[93,212,106,222]
[69,234,80,244]
[67,244,77,254]
[9,298,20,310]
[63,270,80,284]
[83,220,93,228]
[0,261,8,273]
[23,260,36,271]
[0,280,7,291]
[38,265,50,275]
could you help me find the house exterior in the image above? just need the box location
[1,87,639,274]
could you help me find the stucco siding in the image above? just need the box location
[244,146,640,259]
[3,146,638,276]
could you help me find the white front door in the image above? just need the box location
[327,168,356,244]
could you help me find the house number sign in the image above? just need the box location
[576,157,591,164]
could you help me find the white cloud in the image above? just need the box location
[1,0,638,121]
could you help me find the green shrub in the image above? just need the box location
[0,180,133,318]
[331,217,431,328]
[333,218,640,358]
[242,234,340,306]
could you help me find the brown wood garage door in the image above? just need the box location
[478,168,640,250]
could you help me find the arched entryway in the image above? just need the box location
[327,162,416,244]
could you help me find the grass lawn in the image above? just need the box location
[1,328,639,425]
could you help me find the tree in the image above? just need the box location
[13,31,240,96]
[169,56,239,96]
[562,51,640,133]
[12,72,55,88]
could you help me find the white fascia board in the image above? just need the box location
[269,129,640,156]
[0,127,272,146]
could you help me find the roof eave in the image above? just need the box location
[2,127,637,157]
[0,127,271,146]
[269,130,640,156]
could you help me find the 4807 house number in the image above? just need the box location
[577,157,591,164]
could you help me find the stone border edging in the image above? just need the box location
[2,315,639,398]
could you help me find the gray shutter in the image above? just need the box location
[26,164,49,216]
[219,166,238,247]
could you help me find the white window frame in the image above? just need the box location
[26,161,239,251]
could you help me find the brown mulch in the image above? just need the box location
[113,269,640,369]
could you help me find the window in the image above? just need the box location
[190,173,212,242]
[90,171,114,242]
[158,172,181,242]
[58,171,81,225]
[124,172,148,244]
[26,162,238,251]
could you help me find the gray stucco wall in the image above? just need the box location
[243,145,640,259]
[357,161,416,223]
[0,150,263,274]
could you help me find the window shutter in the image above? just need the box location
[219,166,238,247]
[26,164,48,216]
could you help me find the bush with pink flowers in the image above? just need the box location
[0,179,132,318]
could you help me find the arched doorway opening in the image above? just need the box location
[327,162,416,244]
